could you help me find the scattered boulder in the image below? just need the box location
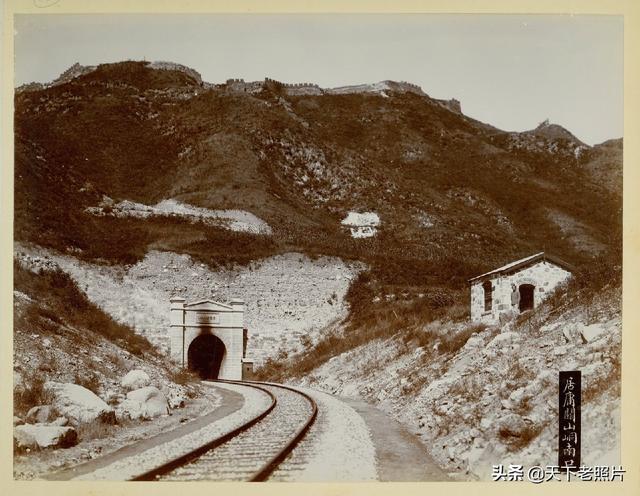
[14,424,78,450]
[121,369,151,391]
[51,416,69,426]
[115,399,145,421]
[488,332,520,348]
[581,323,607,343]
[495,412,528,441]
[26,405,57,424]
[123,386,170,419]
[163,384,188,409]
[45,382,116,425]
[13,416,24,426]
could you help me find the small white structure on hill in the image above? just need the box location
[341,211,380,238]
[169,297,253,380]
[469,252,573,324]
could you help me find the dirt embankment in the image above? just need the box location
[13,254,222,480]
[292,285,621,480]
[16,243,364,366]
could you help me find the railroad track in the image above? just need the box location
[131,380,318,482]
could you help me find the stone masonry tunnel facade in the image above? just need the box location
[169,297,251,380]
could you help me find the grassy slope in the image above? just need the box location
[279,265,621,478]
[15,63,621,478]
[13,261,200,417]
[14,60,622,327]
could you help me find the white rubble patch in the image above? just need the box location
[15,244,365,366]
[416,211,435,228]
[341,211,380,238]
[86,197,272,235]
[288,387,378,481]
[153,199,272,235]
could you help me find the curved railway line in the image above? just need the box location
[131,380,318,482]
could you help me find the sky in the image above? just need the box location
[14,14,623,145]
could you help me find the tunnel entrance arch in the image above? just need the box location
[518,284,535,312]
[169,298,248,380]
[187,333,226,379]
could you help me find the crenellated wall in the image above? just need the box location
[149,61,203,85]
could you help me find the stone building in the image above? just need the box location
[169,297,253,380]
[469,252,573,324]
[341,211,380,238]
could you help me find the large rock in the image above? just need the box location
[495,412,528,440]
[123,386,170,419]
[487,332,520,348]
[26,405,57,424]
[163,384,188,409]
[580,323,607,343]
[45,382,115,425]
[14,424,78,450]
[51,416,69,426]
[121,369,151,391]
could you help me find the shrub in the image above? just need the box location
[14,262,157,357]
[74,371,101,394]
[14,369,54,417]
[439,323,486,354]
[499,421,545,452]
[169,367,198,386]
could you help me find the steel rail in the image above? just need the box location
[245,381,318,482]
[130,381,276,481]
[131,380,318,482]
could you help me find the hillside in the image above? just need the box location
[270,268,621,479]
[13,255,220,478]
[13,60,622,476]
[15,61,621,309]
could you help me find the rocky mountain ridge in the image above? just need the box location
[13,58,622,479]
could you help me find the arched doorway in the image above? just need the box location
[187,333,226,379]
[518,284,535,312]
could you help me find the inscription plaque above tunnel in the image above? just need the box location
[169,297,251,380]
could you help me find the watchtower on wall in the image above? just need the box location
[169,297,253,380]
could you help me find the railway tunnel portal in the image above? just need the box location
[169,297,253,380]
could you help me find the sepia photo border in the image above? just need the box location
[1,0,638,495]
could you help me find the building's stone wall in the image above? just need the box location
[470,260,571,323]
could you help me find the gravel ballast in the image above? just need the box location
[72,382,271,480]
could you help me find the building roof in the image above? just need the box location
[468,252,574,283]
